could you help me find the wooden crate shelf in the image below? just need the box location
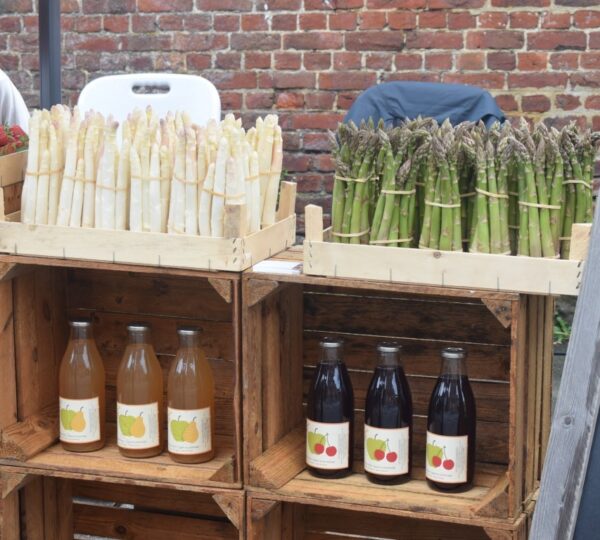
[243,258,553,532]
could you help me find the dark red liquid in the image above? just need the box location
[427,374,476,490]
[306,360,354,478]
[365,366,413,484]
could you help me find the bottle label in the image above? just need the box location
[168,407,212,455]
[59,397,101,444]
[117,402,160,450]
[425,432,468,483]
[306,419,350,470]
[364,424,409,476]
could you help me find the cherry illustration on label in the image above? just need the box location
[325,434,337,457]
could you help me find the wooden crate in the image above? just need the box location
[0,166,296,272]
[243,259,553,531]
[0,256,244,538]
[246,493,528,540]
[303,205,583,296]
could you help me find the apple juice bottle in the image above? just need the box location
[306,338,354,478]
[364,343,412,484]
[116,323,164,458]
[426,347,476,490]
[167,327,215,464]
[59,319,106,453]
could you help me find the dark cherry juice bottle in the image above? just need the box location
[426,347,476,490]
[306,338,354,478]
[364,343,412,484]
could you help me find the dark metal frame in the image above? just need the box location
[38,0,61,107]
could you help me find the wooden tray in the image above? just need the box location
[303,205,585,296]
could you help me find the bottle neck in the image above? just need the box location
[440,356,467,377]
[319,346,341,365]
[178,333,200,350]
[377,349,399,368]
[128,329,151,345]
[70,326,92,341]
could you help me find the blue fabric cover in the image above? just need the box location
[344,81,506,128]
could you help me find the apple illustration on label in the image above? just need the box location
[374,449,385,461]
[366,433,387,461]
[307,429,327,455]
[427,441,443,468]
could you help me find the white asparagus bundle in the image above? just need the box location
[184,128,198,235]
[21,111,41,224]
[115,132,131,230]
[199,163,215,236]
[129,144,143,232]
[48,124,62,225]
[167,130,186,234]
[262,124,283,227]
[56,112,81,227]
[210,137,229,238]
[140,125,151,232]
[159,144,171,232]
[149,142,162,233]
[256,116,275,223]
[97,122,118,230]
[84,117,100,228]
[248,150,261,233]
[69,119,88,228]
[34,149,50,224]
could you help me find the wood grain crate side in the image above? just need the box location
[0,264,243,492]
[246,495,528,540]
[243,274,548,525]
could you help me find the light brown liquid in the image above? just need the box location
[59,321,106,452]
[116,325,164,458]
[167,330,215,464]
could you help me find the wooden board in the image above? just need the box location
[0,151,26,187]
[0,213,295,272]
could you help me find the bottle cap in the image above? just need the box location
[127,322,151,333]
[441,347,466,359]
[377,341,401,353]
[177,326,201,336]
[69,319,92,328]
[320,337,343,349]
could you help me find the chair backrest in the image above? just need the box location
[77,73,221,127]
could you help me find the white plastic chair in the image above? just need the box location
[77,73,221,127]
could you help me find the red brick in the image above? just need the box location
[196,0,252,9]
[187,53,211,70]
[385,72,441,83]
[466,31,523,50]
[158,15,184,31]
[184,14,211,31]
[488,51,516,70]
[479,12,508,29]
[529,32,586,51]
[299,13,327,30]
[346,31,404,51]
[245,92,275,110]
[367,0,425,7]
[246,52,272,69]
[428,0,484,8]
[443,72,505,89]
[285,32,343,50]
[155,52,186,71]
[494,94,518,112]
[173,33,226,51]
[574,10,600,28]
[557,94,581,111]
[541,12,571,29]
[104,15,129,33]
[334,52,362,70]
[139,0,192,11]
[303,133,332,151]
[395,53,423,69]
[274,52,300,70]
[131,14,155,32]
[220,92,243,111]
[556,0,599,5]
[82,0,135,13]
[425,53,453,70]
[61,0,79,13]
[272,14,297,31]
[571,72,600,88]
[304,52,331,70]
[23,15,38,30]
[207,71,257,90]
[457,52,485,70]
[360,12,387,30]
[216,52,241,70]
[522,95,551,112]
[492,0,548,5]
[242,14,269,31]
[8,33,38,52]
[310,153,335,171]
[580,53,600,70]
[283,153,310,173]
[73,16,102,32]
[0,16,21,33]
[518,52,547,71]
[508,73,568,88]
[264,0,301,8]
[366,53,393,70]
[214,15,239,32]
[0,54,19,70]
[545,116,586,131]
[305,92,336,109]
[67,34,120,52]
[231,33,280,51]
[593,116,600,132]
[551,53,580,70]
[274,72,315,89]
[448,12,476,30]
[406,31,463,49]
[320,72,376,90]
[276,92,305,110]
[289,112,343,130]
[585,96,600,109]
[419,12,446,28]
[388,12,417,30]
[330,13,358,30]
[295,174,323,192]
[509,12,538,29]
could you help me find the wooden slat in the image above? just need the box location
[540,297,554,472]
[304,205,323,243]
[42,477,73,540]
[0,404,58,461]
[275,181,297,222]
[569,223,591,261]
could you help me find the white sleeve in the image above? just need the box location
[0,70,30,131]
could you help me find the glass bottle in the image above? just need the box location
[116,323,164,458]
[58,319,106,452]
[426,347,476,490]
[364,343,412,484]
[167,327,215,464]
[306,338,354,478]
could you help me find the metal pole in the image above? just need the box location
[39,0,61,107]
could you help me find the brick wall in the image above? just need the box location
[2,0,600,228]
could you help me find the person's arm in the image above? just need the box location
[0,70,30,130]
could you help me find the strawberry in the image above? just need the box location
[0,126,8,147]
[8,125,27,148]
